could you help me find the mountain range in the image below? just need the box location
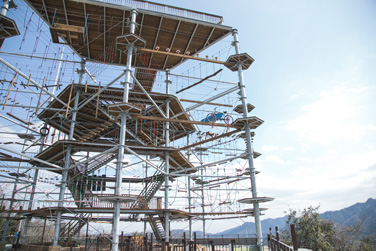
[214,198,376,237]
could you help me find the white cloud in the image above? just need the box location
[292,166,314,177]
[264,154,285,165]
[261,145,279,152]
[286,84,368,145]
[366,124,376,132]
[283,146,294,151]
[299,157,312,162]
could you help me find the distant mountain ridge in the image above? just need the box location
[215,198,376,237]
[321,198,376,236]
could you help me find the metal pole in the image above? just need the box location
[111,9,137,251]
[231,29,263,250]
[1,116,34,242]
[186,135,192,241]
[51,46,65,101]
[52,59,84,246]
[144,157,148,236]
[170,86,239,119]
[164,70,170,245]
[200,155,205,238]
[21,123,48,242]
[1,0,9,16]
[0,57,69,109]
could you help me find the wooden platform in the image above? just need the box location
[232,116,264,129]
[50,23,84,45]
[25,0,232,90]
[0,14,20,48]
[33,140,195,174]
[38,84,196,145]
[237,197,275,204]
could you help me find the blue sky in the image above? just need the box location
[153,0,376,219]
[0,0,375,234]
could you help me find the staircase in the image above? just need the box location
[60,213,91,239]
[148,215,166,242]
[129,168,167,241]
[83,152,117,175]
[65,151,117,206]
[132,169,164,209]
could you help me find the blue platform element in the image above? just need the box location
[201,112,224,123]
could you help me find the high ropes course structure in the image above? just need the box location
[0,0,273,250]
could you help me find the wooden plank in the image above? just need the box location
[176,69,222,94]
[65,82,74,118]
[34,76,46,115]
[134,115,238,128]
[6,113,30,125]
[27,74,31,87]
[50,27,60,43]
[180,99,232,108]
[54,23,84,33]
[2,73,17,110]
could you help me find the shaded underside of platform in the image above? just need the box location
[25,0,232,91]
[34,140,194,172]
[38,84,196,145]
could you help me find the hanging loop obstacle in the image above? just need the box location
[40,126,49,136]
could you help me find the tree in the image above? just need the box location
[281,206,376,251]
[282,206,336,251]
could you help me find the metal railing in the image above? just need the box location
[95,0,224,24]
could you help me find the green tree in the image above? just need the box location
[281,206,376,251]
[282,206,336,251]
[0,211,20,243]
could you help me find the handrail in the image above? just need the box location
[95,0,224,24]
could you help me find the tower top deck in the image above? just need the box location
[25,0,232,70]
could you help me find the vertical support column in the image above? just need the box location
[1,0,10,16]
[144,156,149,235]
[53,91,81,246]
[52,59,85,246]
[164,70,171,245]
[22,123,48,242]
[111,8,137,251]
[200,163,205,238]
[51,46,66,101]
[231,29,263,250]
[186,135,192,241]
[2,135,31,243]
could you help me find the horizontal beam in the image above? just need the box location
[171,86,239,119]
[180,99,232,108]
[176,69,222,94]
[0,145,62,170]
[134,115,238,128]
[181,129,241,150]
[138,48,232,65]
[170,153,247,175]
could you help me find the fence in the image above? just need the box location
[267,225,298,251]
[14,232,261,251]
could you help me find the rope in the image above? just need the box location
[19,13,34,50]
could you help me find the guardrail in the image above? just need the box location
[96,0,224,24]
[267,225,298,251]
